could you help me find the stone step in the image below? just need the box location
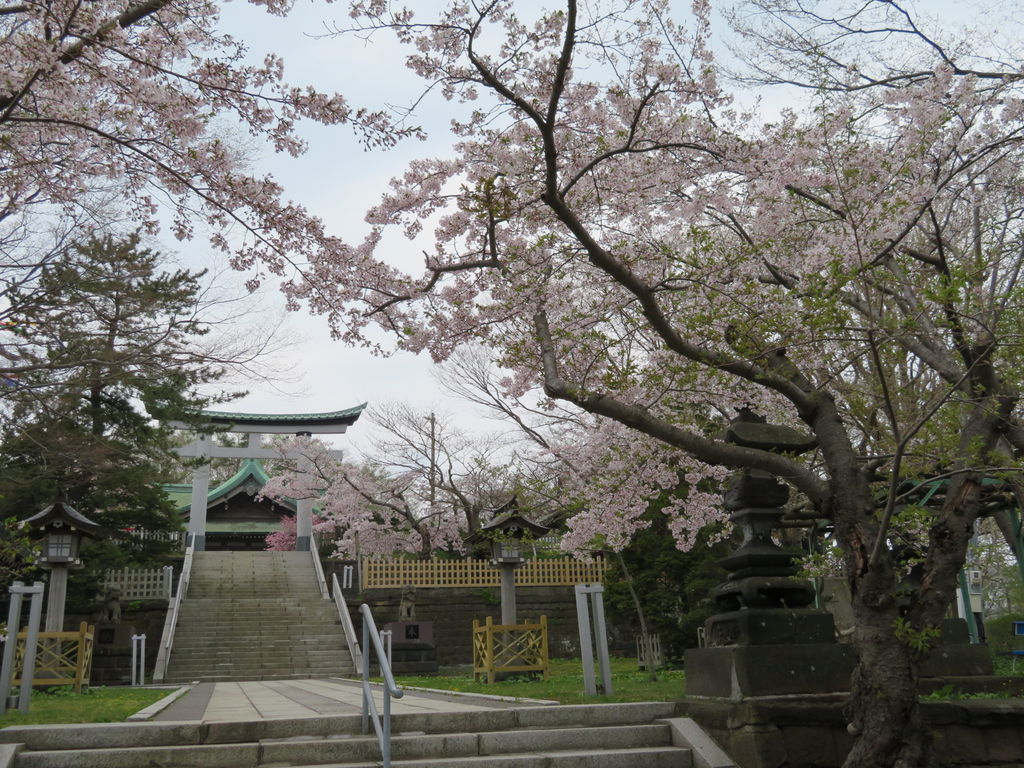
[168,652,352,664]
[0,704,680,749]
[292,750,688,768]
[11,723,687,768]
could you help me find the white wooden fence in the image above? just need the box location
[103,566,174,600]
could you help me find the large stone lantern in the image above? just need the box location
[467,497,549,625]
[23,501,100,632]
[685,409,855,699]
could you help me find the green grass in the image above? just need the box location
[0,686,169,728]
[391,657,685,705]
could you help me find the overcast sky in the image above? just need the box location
[176,0,486,454]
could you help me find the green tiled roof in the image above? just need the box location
[169,459,292,514]
[196,404,366,426]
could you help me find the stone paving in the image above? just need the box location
[153,677,541,722]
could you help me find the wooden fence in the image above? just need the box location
[103,566,174,600]
[13,622,95,693]
[360,557,608,589]
[472,615,549,684]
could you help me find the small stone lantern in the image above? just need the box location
[468,497,549,625]
[23,501,100,632]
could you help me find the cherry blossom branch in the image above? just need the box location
[533,310,828,504]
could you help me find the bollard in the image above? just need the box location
[131,634,146,686]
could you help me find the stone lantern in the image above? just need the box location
[468,497,549,625]
[23,501,100,632]
[685,409,855,698]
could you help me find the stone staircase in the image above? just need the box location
[0,703,702,768]
[164,550,354,682]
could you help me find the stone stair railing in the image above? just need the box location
[152,545,194,684]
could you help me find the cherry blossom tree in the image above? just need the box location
[0,0,404,315]
[261,408,518,558]
[267,2,1024,765]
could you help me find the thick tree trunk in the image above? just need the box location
[808,394,932,768]
[842,596,929,767]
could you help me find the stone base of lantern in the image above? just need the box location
[703,608,838,647]
[685,642,856,699]
[686,608,855,699]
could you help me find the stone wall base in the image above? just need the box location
[678,694,1024,768]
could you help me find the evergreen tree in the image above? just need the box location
[0,233,237,596]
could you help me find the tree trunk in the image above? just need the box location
[842,596,929,767]
[809,395,933,767]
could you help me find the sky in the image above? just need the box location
[181,1,487,454]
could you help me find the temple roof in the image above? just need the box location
[169,458,295,515]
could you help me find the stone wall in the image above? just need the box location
[342,582,633,666]
[67,601,167,686]
[678,695,1024,768]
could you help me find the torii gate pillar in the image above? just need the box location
[170,407,364,552]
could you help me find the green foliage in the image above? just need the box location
[920,684,1015,701]
[984,614,1024,655]
[0,516,40,585]
[893,617,942,654]
[601,502,731,658]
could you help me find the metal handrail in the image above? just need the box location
[311,531,330,599]
[155,545,194,682]
[360,603,403,768]
[331,572,363,670]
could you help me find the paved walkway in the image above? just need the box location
[153,678,542,722]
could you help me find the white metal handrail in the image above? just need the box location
[360,603,403,768]
[155,545,194,682]
[311,532,330,599]
[331,573,363,670]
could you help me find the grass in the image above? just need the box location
[0,686,169,728]
[390,657,685,705]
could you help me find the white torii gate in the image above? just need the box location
[169,406,365,551]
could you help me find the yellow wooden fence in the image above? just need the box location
[361,557,607,589]
[472,615,549,684]
[13,622,95,693]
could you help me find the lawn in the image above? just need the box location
[391,657,685,705]
[0,687,169,728]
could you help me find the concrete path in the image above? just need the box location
[153,678,543,722]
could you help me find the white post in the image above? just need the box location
[131,634,146,685]
[574,584,597,696]
[342,565,354,590]
[187,434,212,551]
[295,442,313,552]
[163,566,173,599]
[590,585,614,695]
[574,583,613,696]
[0,583,25,711]
[19,582,45,712]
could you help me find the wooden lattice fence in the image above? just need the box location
[13,622,95,693]
[361,557,607,589]
[472,615,549,684]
